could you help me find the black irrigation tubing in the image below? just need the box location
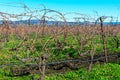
[0,54,119,68]
[43,54,119,66]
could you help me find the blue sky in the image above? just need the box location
[0,0,120,21]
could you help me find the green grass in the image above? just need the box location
[45,63,120,80]
[1,63,120,80]
[0,33,120,79]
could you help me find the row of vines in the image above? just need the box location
[0,3,120,80]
